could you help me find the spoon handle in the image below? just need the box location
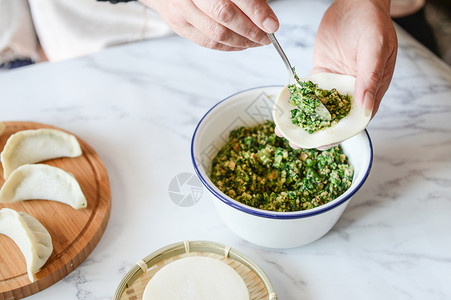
[267,33,332,121]
[267,33,296,80]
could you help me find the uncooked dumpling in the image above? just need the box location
[273,72,371,149]
[0,208,53,282]
[1,128,82,179]
[0,164,87,209]
[142,256,249,300]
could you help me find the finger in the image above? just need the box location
[354,37,387,117]
[274,126,284,137]
[181,0,262,48]
[141,0,250,50]
[316,142,340,151]
[372,48,397,118]
[178,24,247,51]
[192,0,272,45]
[232,0,279,33]
[371,87,383,118]
[289,141,301,150]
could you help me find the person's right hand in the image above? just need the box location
[139,0,279,51]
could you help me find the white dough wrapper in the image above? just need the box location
[273,73,371,149]
[0,164,87,209]
[1,128,82,179]
[0,208,53,282]
[142,256,249,300]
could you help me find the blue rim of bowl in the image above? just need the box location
[191,86,373,219]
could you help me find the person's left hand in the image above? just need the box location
[277,0,398,150]
[312,0,397,118]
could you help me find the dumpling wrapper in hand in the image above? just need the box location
[0,208,53,282]
[142,256,249,300]
[273,72,371,149]
[0,164,87,209]
[1,128,82,179]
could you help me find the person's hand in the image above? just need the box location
[139,0,279,51]
[312,0,397,118]
[278,0,397,150]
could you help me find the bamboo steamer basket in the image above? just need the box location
[114,240,277,300]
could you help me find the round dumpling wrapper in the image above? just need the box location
[142,256,249,300]
[273,72,371,149]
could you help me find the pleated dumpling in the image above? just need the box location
[0,208,53,282]
[1,129,82,179]
[0,164,87,209]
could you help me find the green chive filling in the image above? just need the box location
[210,121,354,212]
[289,80,352,133]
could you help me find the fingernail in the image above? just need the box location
[317,142,340,151]
[289,141,301,149]
[262,16,279,33]
[259,35,271,45]
[274,126,283,137]
[363,91,375,117]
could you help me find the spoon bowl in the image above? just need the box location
[267,33,331,121]
[273,72,371,149]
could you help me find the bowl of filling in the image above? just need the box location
[191,83,372,249]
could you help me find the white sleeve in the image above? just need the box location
[0,0,40,64]
[28,0,173,62]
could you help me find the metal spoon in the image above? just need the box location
[267,33,331,121]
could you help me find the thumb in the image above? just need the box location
[354,42,386,118]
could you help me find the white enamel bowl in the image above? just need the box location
[191,86,373,249]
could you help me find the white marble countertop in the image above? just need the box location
[1,0,451,299]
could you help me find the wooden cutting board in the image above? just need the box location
[0,122,111,300]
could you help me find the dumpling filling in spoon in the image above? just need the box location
[267,34,370,149]
[273,72,371,149]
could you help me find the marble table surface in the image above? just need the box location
[1,0,451,299]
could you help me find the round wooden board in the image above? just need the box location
[0,122,111,300]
